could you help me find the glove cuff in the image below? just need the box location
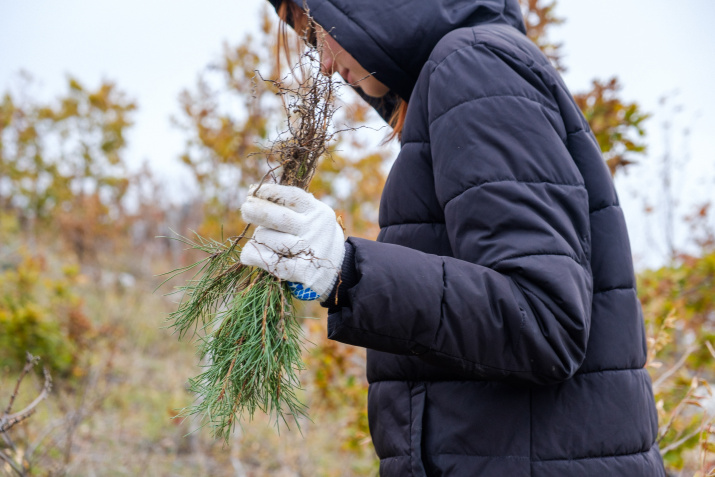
[321,240,358,311]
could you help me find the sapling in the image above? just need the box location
[164,13,339,442]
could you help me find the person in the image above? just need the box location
[239,0,667,475]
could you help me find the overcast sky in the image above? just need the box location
[1,0,714,268]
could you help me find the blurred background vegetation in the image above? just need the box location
[1,1,713,475]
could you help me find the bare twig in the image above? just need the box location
[4,352,39,415]
[660,426,704,455]
[0,449,25,476]
[658,386,697,444]
[0,353,53,477]
[0,354,52,433]
[652,344,698,393]
[25,357,110,465]
[705,340,715,360]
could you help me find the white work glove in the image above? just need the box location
[240,183,345,301]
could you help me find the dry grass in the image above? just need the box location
[2,247,377,477]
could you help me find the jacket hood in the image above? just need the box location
[269,0,526,118]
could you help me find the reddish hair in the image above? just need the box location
[276,2,313,73]
[277,1,407,142]
[387,99,408,142]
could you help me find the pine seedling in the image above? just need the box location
[164,12,338,442]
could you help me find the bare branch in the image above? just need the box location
[0,354,52,476]
[706,340,715,360]
[1,365,53,433]
[0,449,25,476]
[4,352,39,416]
[652,344,698,393]
[660,426,704,456]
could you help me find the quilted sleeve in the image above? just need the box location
[328,40,593,385]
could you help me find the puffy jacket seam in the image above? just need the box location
[424,453,529,460]
[430,259,447,352]
[576,366,648,376]
[382,449,654,462]
[500,2,509,23]
[409,382,414,476]
[430,94,559,126]
[405,447,654,462]
[420,347,560,380]
[566,127,592,136]
[590,203,617,215]
[382,221,446,227]
[433,35,564,123]
[332,323,424,346]
[533,446,655,463]
[367,367,646,384]
[490,251,581,269]
[430,37,558,116]
[479,41,561,108]
[430,40,488,77]
[401,139,430,146]
[443,180,586,209]
[529,386,533,476]
[477,35,535,67]
[378,455,410,462]
[593,286,633,295]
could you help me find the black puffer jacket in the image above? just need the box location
[271,0,666,475]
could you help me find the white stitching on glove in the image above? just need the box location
[240,183,345,299]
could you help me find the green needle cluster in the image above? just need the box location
[163,233,307,441]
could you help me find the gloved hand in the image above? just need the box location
[240,183,345,301]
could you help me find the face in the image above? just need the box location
[316,27,390,98]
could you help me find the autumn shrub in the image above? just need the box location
[640,248,715,474]
[0,245,93,379]
[0,76,135,266]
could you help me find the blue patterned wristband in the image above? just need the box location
[287,281,320,301]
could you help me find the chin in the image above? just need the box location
[362,87,389,99]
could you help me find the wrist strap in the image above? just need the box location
[287,282,320,301]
